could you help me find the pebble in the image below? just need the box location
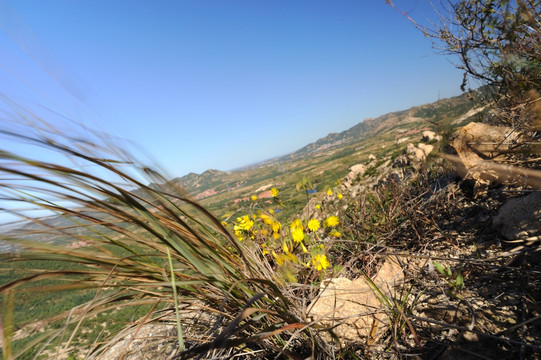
[462,331,479,342]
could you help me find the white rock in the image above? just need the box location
[309,257,404,344]
[422,130,436,142]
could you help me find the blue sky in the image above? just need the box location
[0,0,463,178]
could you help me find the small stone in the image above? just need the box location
[462,331,479,342]
[422,130,436,142]
[480,287,490,297]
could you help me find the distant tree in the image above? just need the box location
[389,0,541,131]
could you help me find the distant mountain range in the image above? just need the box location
[171,91,477,194]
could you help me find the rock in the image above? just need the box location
[368,154,377,161]
[92,302,211,360]
[301,196,322,220]
[422,130,436,142]
[390,154,418,183]
[406,143,432,160]
[417,143,434,157]
[349,164,367,175]
[462,331,479,342]
[345,164,367,185]
[309,256,404,344]
[392,154,410,169]
[397,136,409,144]
[450,123,520,161]
[407,143,423,160]
[449,122,523,196]
[493,192,541,240]
[349,184,365,198]
[93,323,177,360]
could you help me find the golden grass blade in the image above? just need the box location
[167,247,185,352]
[0,290,15,360]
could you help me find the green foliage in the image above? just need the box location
[295,175,314,197]
[433,261,465,290]
[411,0,541,129]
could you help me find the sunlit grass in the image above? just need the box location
[0,120,332,359]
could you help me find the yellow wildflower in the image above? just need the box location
[285,252,299,263]
[291,227,304,243]
[283,242,289,253]
[270,187,279,197]
[290,218,303,231]
[338,193,343,200]
[251,195,258,202]
[234,230,244,241]
[221,221,228,227]
[261,244,269,255]
[273,251,299,265]
[315,204,321,210]
[312,254,330,271]
[269,209,275,215]
[272,251,284,265]
[259,213,273,225]
[234,215,254,231]
[272,221,282,234]
[307,219,320,232]
[324,216,339,228]
[289,219,304,243]
[327,189,333,196]
[329,229,341,238]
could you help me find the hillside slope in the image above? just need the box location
[173,92,478,198]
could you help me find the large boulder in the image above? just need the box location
[91,323,177,360]
[450,122,519,169]
[449,122,523,196]
[309,257,404,344]
[493,192,541,240]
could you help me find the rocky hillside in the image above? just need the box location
[171,92,478,198]
[84,119,541,360]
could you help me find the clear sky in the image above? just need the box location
[0,0,463,178]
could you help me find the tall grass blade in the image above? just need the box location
[0,291,15,360]
[0,118,320,358]
[167,247,185,352]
